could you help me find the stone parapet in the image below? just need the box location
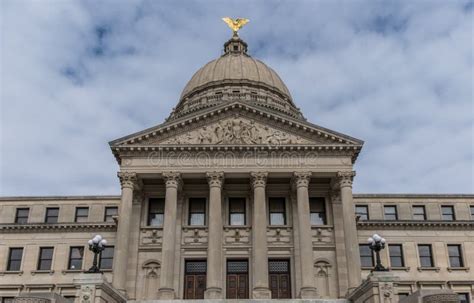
[399,290,460,303]
[73,273,126,303]
[347,271,400,303]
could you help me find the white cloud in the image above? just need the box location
[1,0,472,195]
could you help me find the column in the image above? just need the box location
[293,172,318,298]
[113,172,137,294]
[158,172,181,299]
[250,172,272,299]
[337,171,362,291]
[205,172,225,299]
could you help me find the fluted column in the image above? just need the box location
[250,172,271,299]
[337,171,361,292]
[205,172,225,299]
[158,172,182,299]
[113,172,137,294]
[293,172,318,298]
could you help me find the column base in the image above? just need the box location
[158,288,175,299]
[300,286,318,299]
[204,287,223,299]
[252,287,272,299]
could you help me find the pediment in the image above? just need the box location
[110,102,363,148]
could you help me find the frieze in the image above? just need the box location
[159,117,312,145]
[357,220,474,230]
[0,223,116,233]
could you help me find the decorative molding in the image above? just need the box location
[357,220,474,230]
[0,222,116,233]
[206,171,225,188]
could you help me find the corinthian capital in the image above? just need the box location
[163,172,182,189]
[336,171,356,188]
[293,171,312,188]
[250,171,268,189]
[206,171,224,188]
[117,172,138,189]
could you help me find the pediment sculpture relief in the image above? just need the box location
[160,118,313,145]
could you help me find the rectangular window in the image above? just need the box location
[147,198,165,226]
[412,205,426,220]
[99,246,114,270]
[188,198,206,226]
[45,207,59,223]
[229,198,246,226]
[310,197,327,225]
[37,247,54,270]
[384,205,398,220]
[104,207,118,223]
[75,207,89,223]
[458,293,470,303]
[15,208,29,224]
[448,244,464,268]
[269,197,286,225]
[441,205,455,221]
[359,244,374,267]
[355,205,369,221]
[68,247,84,270]
[418,244,434,267]
[2,298,15,303]
[470,206,474,219]
[7,248,23,271]
[389,244,405,267]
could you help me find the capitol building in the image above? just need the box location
[0,25,473,303]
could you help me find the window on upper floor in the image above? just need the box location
[104,206,118,223]
[418,244,434,267]
[269,197,286,225]
[412,205,426,220]
[7,247,23,271]
[470,205,474,220]
[37,247,54,271]
[458,293,470,303]
[99,246,114,270]
[188,198,206,226]
[359,244,374,267]
[355,205,369,221]
[15,208,29,224]
[148,198,165,226]
[384,205,398,220]
[229,197,246,226]
[447,244,464,268]
[75,207,89,223]
[441,205,455,221]
[389,244,405,267]
[310,197,327,225]
[68,246,84,270]
[45,207,59,223]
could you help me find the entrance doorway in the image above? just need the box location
[184,260,206,299]
[226,260,249,299]
[268,259,291,299]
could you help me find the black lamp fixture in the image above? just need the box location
[367,233,388,272]
[86,234,107,273]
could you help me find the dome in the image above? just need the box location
[170,35,302,120]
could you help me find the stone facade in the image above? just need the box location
[0,33,472,303]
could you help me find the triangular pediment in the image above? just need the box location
[110,102,363,149]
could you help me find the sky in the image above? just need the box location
[1,0,473,196]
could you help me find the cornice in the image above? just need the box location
[357,220,474,230]
[0,195,120,201]
[0,222,117,233]
[354,193,474,199]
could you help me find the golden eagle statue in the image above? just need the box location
[222,17,249,35]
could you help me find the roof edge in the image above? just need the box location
[0,195,121,201]
[354,193,474,199]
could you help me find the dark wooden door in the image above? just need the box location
[268,260,291,299]
[184,260,206,299]
[226,260,249,299]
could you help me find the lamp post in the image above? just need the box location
[86,234,107,273]
[367,233,388,272]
